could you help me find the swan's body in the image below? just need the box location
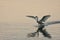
[26,15,60,38]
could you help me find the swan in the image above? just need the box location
[26,15,60,38]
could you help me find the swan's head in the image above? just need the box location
[34,16,38,21]
[35,16,38,19]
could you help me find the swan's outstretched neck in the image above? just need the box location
[35,16,39,22]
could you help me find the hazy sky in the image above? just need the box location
[0,0,60,23]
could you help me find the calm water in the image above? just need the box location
[0,23,60,40]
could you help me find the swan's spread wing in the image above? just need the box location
[26,15,36,19]
[40,15,51,22]
[45,21,60,26]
